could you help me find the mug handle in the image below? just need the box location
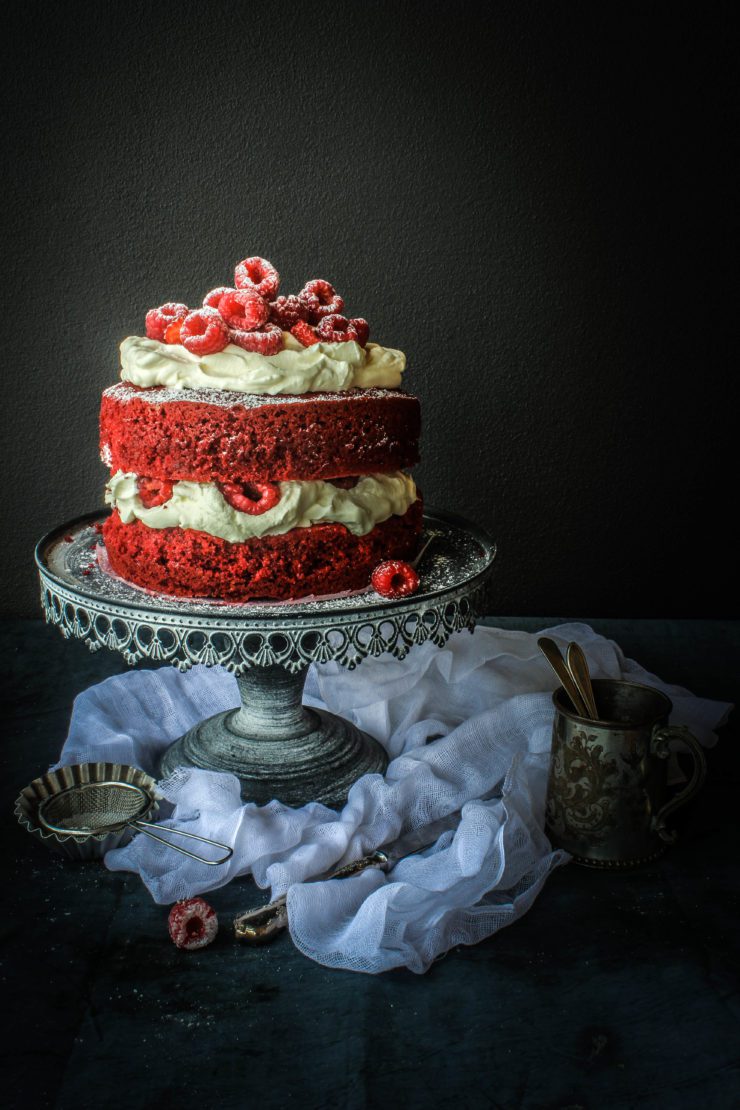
[650,725,707,843]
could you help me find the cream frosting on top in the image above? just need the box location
[106,471,417,541]
[120,332,406,396]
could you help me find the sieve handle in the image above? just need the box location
[131,820,233,866]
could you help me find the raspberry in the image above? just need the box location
[217,289,269,331]
[145,302,189,341]
[350,318,370,347]
[296,290,320,319]
[229,322,283,355]
[203,286,235,309]
[218,480,281,515]
[316,314,358,343]
[298,279,344,321]
[234,256,280,299]
[290,320,321,347]
[180,307,229,355]
[168,897,218,951]
[269,294,308,330]
[371,560,420,599]
[138,477,174,508]
[164,318,185,344]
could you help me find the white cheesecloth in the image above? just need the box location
[54,622,731,975]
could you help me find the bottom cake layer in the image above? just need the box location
[102,500,423,601]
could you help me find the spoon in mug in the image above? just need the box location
[537,637,590,717]
[566,641,600,721]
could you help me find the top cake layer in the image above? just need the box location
[103,325,419,483]
[102,257,421,479]
[100,381,420,483]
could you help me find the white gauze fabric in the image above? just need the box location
[55,622,731,975]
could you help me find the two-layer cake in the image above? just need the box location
[100,258,422,600]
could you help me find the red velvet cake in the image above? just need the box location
[100,256,423,601]
[100,383,420,484]
[104,502,423,601]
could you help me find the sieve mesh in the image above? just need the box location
[38,781,151,833]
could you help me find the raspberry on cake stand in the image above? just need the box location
[36,510,496,808]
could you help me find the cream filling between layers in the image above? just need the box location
[120,332,406,395]
[105,471,417,542]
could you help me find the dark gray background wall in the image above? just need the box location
[1,1,735,618]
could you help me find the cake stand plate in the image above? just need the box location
[36,510,497,808]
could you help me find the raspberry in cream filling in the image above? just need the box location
[105,471,418,543]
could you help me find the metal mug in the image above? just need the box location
[545,678,707,868]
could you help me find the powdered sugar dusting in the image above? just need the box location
[103,382,417,410]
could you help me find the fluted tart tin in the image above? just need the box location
[15,762,160,860]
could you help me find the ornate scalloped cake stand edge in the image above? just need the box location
[36,509,497,808]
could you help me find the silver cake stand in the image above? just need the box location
[36,510,496,808]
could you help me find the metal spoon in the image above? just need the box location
[537,637,590,717]
[566,641,600,721]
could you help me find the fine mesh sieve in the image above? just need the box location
[37,780,233,866]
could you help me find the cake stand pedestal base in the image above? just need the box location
[158,664,387,808]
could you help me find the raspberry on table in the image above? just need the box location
[290,320,321,347]
[371,559,420,599]
[168,897,218,951]
[180,307,229,355]
[316,314,358,343]
[203,286,236,309]
[298,279,344,321]
[229,323,283,355]
[145,302,189,342]
[138,477,174,508]
[217,289,269,331]
[234,256,280,299]
[218,480,281,515]
[269,294,308,330]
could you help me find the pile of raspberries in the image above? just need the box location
[145,256,370,357]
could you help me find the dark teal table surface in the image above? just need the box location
[3,617,739,1110]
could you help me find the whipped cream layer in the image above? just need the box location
[106,471,417,542]
[120,332,406,396]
